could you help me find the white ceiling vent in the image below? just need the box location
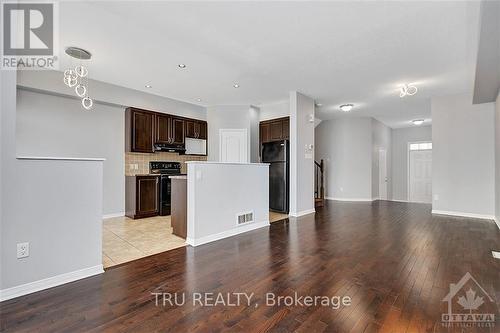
[237,211,254,225]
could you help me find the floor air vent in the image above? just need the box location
[492,251,500,259]
[237,212,254,225]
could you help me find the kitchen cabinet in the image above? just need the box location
[260,122,271,144]
[155,115,185,145]
[259,116,289,150]
[126,106,207,155]
[126,108,155,153]
[185,120,207,139]
[125,175,159,219]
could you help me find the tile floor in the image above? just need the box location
[269,211,289,223]
[102,215,186,268]
[103,211,288,268]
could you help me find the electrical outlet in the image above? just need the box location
[17,242,29,259]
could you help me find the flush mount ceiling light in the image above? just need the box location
[400,84,418,97]
[233,83,240,88]
[178,64,186,69]
[145,84,152,88]
[196,98,202,102]
[63,47,93,110]
[412,119,425,126]
[339,104,354,112]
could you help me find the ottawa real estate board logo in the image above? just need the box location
[441,272,496,328]
[1,1,58,70]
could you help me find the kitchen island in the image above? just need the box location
[185,161,269,246]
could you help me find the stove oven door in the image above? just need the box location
[159,175,172,216]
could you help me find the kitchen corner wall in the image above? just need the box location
[125,152,206,175]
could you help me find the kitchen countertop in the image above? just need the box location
[170,175,187,180]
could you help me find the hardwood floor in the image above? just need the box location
[1,200,499,332]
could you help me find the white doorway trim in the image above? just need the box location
[219,129,249,163]
[407,141,432,203]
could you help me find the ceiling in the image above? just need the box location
[57,1,481,128]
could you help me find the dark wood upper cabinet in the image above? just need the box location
[185,119,207,140]
[198,121,207,140]
[171,117,185,144]
[155,114,171,144]
[126,108,155,153]
[259,117,290,154]
[282,118,289,139]
[260,122,271,144]
[126,107,206,154]
[270,121,283,141]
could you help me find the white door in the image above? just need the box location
[219,129,248,163]
[409,149,432,203]
[379,149,388,200]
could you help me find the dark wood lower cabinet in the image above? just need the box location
[125,175,159,219]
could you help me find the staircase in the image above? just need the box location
[314,159,325,207]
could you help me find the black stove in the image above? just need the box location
[150,162,182,215]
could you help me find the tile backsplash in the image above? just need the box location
[125,152,207,176]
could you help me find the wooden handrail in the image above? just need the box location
[314,159,324,202]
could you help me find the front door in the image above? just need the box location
[409,147,432,203]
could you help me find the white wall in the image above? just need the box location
[371,119,392,200]
[259,101,289,121]
[391,125,432,201]
[207,105,260,163]
[1,71,103,300]
[186,162,269,246]
[16,89,124,215]
[315,118,373,200]
[289,92,315,216]
[495,91,500,226]
[432,93,495,217]
[18,70,207,121]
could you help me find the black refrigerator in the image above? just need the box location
[262,140,289,213]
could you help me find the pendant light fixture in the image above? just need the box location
[399,84,417,98]
[63,47,93,110]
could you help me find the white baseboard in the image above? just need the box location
[325,197,375,202]
[186,220,269,247]
[388,199,409,203]
[102,212,124,219]
[288,209,316,217]
[495,217,500,231]
[0,265,104,302]
[431,210,495,221]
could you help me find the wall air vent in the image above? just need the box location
[237,211,254,225]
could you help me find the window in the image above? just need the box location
[409,142,432,151]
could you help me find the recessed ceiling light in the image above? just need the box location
[339,104,354,112]
[145,84,152,88]
[412,119,425,126]
[196,98,202,102]
[233,83,240,88]
[178,64,186,69]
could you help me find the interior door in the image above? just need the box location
[379,149,388,200]
[409,150,432,203]
[219,129,248,163]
